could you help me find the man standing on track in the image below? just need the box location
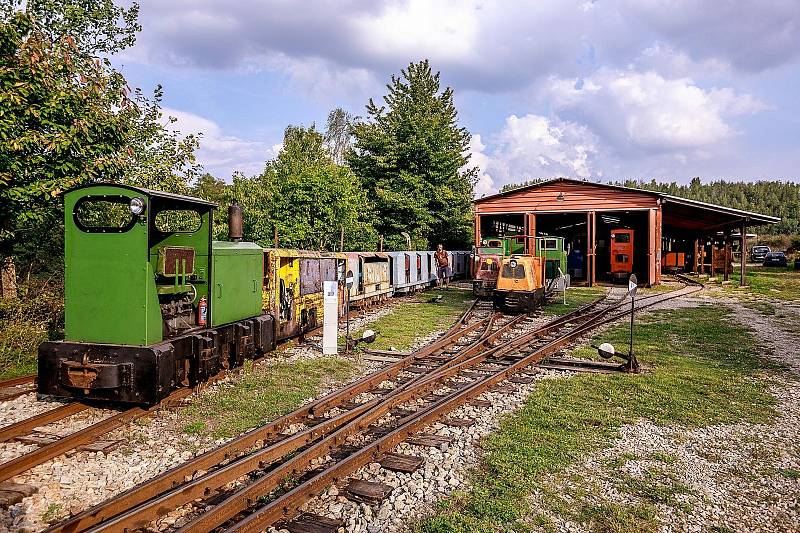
[434,244,450,288]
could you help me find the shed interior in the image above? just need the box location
[473,179,779,287]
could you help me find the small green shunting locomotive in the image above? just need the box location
[38,184,273,405]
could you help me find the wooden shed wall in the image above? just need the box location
[475,181,659,214]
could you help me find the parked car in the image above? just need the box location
[751,245,771,262]
[763,251,788,267]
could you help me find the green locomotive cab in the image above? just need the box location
[38,184,273,405]
[535,236,568,281]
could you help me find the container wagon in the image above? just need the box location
[345,252,393,306]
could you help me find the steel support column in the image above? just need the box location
[525,213,536,255]
[586,211,595,287]
[740,219,747,287]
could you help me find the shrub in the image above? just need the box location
[0,276,64,378]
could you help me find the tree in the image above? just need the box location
[348,60,477,250]
[324,107,354,165]
[192,173,228,204]
[0,2,201,276]
[121,85,202,194]
[232,125,377,251]
[191,173,229,240]
[0,0,141,58]
[0,12,131,258]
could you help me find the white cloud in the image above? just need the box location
[547,70,768,151]
[633,42,730,78]
[352,0,479,64]
[128,0,800,93]
[474,114,600,195]
[466,134,494,197]
[163,108,278,179]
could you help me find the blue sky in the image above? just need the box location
[116,0,800,195]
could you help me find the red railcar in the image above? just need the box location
[610,229,634,280]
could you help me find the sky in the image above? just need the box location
[115,0,800,196]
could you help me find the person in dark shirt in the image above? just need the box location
[434,244,450,287]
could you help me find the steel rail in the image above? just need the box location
[0,388,194,483]
[224,281,703,532]
[50,306,494,533]
[172,302,608,532]
[0,403,89,443]
[0,375,37,388]
[0,388,36,402]
[82,303,600,532]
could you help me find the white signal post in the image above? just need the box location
[322,281,338,355]
[344,270,354,352]
[627,273,638,359]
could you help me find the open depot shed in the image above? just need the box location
[473,178,780,286]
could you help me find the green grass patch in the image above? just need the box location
[417,305,781,533]
[542,286,607,316]
[41,503,62,523]
[695,266,800,301]
[349,288,473,352]
[743,300,776,315]
[182,357,356,439]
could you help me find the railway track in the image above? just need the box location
[0,296,417,486]
[0,387,195,484]
[0,375,37,402]
[3,278,700,531]
[42,281,707,533]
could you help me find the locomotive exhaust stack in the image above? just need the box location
[228,200,243,242]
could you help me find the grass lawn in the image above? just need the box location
[696,266,800,301]
[349,288,474,352]
[542,286,607,316]
[0,354,38,381]
[181,357,356,439]
[417,305,782,533]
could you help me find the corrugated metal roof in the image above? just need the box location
[475,177,780,225]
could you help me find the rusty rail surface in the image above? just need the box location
[0,375,37,401]
[190,283,701,533]
[50,302,495,533]
[0,375,36,388]
[0,403,89,443]
[75,305,590,532]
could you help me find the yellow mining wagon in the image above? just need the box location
[263,249,346,340]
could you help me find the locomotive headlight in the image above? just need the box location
[129,197,146,216]
[509,259,518,268]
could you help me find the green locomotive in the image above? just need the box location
[535,236,568,281]
[38,184,273,405]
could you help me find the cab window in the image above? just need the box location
[480,259,498,271]
[502,263,526,279]
[155,210,202,233]
[74,196,135,232]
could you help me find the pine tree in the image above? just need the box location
[348,60,477,250]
